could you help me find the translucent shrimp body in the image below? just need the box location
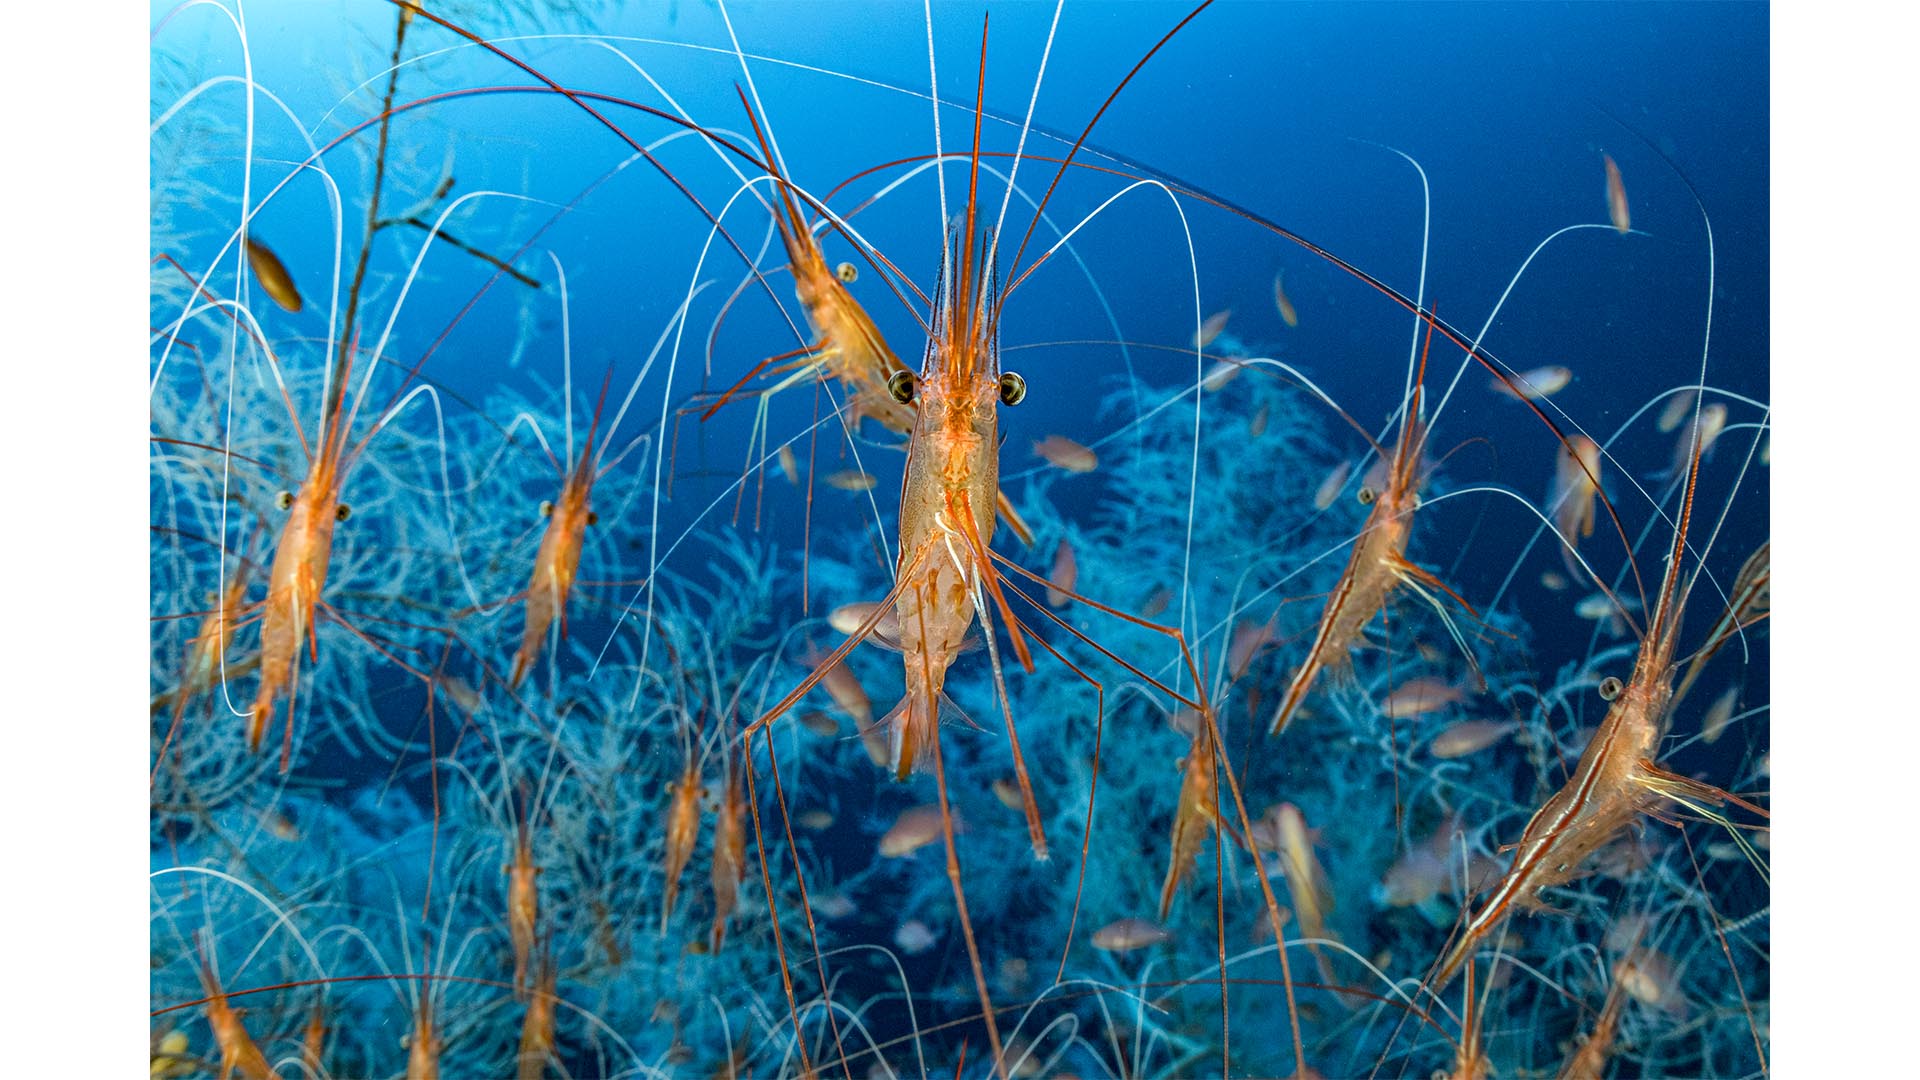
[884,229,1006,778]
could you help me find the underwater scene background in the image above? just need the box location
[150,2,1769,1077]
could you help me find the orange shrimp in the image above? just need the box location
[1269,311,1478,736]
[301,1001,327,1076]
[660,723,706,933]
[505,811,541,999]
[508,368,612,691]
[152,536,259,775]
[708,741,748,953]
[1158,720,1221,921]
[196,952,279,1080]
[517,950,558,1080]
[1557,971,1627,1080]
[404,991,442,1080]
[249,373,351,760]
[1432,452,1768,988]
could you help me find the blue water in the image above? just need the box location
[151,3,1768,1077]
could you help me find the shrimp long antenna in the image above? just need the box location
[998,0,1213,311]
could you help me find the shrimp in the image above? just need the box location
[494,287,705,690]
[517,949,558,1080]
[405,991,442,1080]
[1431,444,1769,988]
[196,949,279,1080]
[660,716,707,933]
[248,365,352,762]
[152,533,260,776]
[508,404,601,691]
[1158,720,1222,921]
[505,811,541,1000]
[708,740,748,953]
[1557,972,1627,1080]
[1269,310,1480,737]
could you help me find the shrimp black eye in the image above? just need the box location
[538,500,554,518]
[835,261,859,283]
[587,511,599,526]
[998,371,1027,406]
[335,503,352,522]
[276,490,293,510]
[887,369,915,405]
[1357,486,1376,506]
[1598,676,1623,701]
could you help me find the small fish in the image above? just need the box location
[1249,402,1270,437]
[991,777,1023,811]
[244,236,304,312]
[1046,539,1077,608]
[893,919,938,955]
[440,674,482,714]
[262,809,300,841]
[1575,591,1641,636]
[797,809,835,831]
[1616,950,1688,1017]
[1273,270,1299,328]
[857,718,890,767]
[1540,570,1569,592]
[825,469,877,491]
[830,601,897,640]
[1550,434,1604,577]
[1141,587,1173,619]
[1091,917,1171,952]
[811,891,856,919]
[1313,460,1350,511]
[1603,152,1631,234]
[1380,677,1468,720]
[777,444,799,485]
[835,260,859,283]
[1430,719,1518,759]
[799,710,839,738]
[1227,614,1279,681]
[1492,364,1572,400]
[1379,817,1464,908]
[1700,684,1739,744]
[997,956,1031,995]
[807,645,872,728]
[1761,433,1770,466]
[1273,803,1338,984]
[1656,389,1699,434]
[1200,357,1242,392]
[1033,435,1098,473]
[878,804,950,858]
[1193,309,1231,348]
[1667,401,1727,478]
